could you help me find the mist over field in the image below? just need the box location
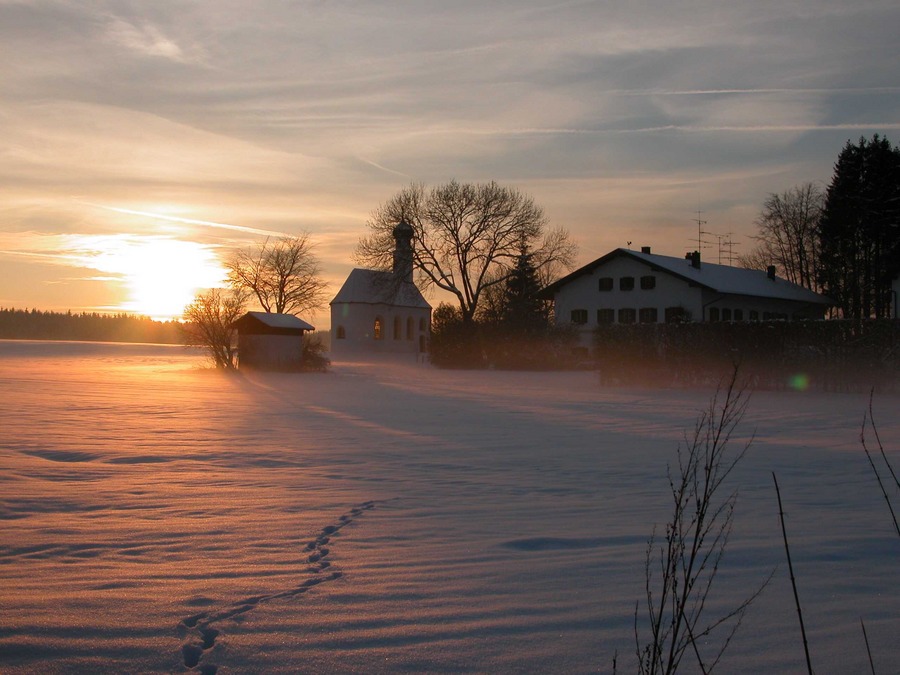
[1,341,897,673]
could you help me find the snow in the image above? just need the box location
[1,340,897,674]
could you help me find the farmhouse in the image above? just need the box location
[330,221,431,358]
[541,247,832,343]
[233,311,314,371]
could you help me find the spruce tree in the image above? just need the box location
[501,247,549,333]
[818,135,900,320]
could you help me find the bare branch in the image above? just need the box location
[355,180,576,323]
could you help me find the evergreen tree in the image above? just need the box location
[500,247,549,332]
[818,135,900,320]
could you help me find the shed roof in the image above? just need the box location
[234,311,315,332]
[330,268,431,309]
[541,248,832,305]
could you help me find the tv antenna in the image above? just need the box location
[693,210,711,252]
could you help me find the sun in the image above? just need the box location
[73,234,229,320]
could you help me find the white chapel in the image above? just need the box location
[329,222,431,359]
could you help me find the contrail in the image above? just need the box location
[87,203,287,238]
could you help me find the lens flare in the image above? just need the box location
[788,373,810,391]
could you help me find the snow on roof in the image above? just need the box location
[240,311,315,331]
[543,248,832,305]
[330,268,431,309]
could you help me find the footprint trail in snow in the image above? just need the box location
[177,500,376,673]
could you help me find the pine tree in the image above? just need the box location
[500,247,549,333]
[818,135,900,320]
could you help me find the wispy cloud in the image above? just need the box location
[1,0,899,314]
[87,205,288,238]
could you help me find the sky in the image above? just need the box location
[2,0,899,323]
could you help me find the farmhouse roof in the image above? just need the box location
[541,248,832,305]
[234,311,315,332]
[330,268,431,309]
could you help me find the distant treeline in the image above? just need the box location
[0,308,183,344]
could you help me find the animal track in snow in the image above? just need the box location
[177,500,376,673]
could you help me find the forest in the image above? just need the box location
[0,308,182,344]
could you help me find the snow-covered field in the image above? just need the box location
[1,340,897,674]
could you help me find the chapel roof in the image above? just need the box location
[330,268,431,309]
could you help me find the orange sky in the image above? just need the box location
[2,2,898,326]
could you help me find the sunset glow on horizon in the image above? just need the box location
[2,1,898,325]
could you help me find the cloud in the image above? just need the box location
[2,0,899,317]
[104,16,188,62]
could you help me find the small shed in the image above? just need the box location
[233,311,315,371]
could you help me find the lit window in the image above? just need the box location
[571,309,588,324]
[619,277,635,291]
[374,317,383,339]
[598,277,614,291]
[640,275,656,290]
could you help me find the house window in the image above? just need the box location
[335,325,346,339]
[393,316,402,340]
[571,309,588,324]
[373,317,384,339]
[709,308,720,322]
[598,277,614,291]
[618,308,636,324]
[665,307,686,323]
[597,308,615,324]
[640,275,656,290]
[639,307,658,323]
[419,317,427,332]
[749,310,759,321]
[734,309,744,321]
[406,317,414,340]
[619,276,635,291]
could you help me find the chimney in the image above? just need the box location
[767,265,776,280]
[686,251,701,269]
[392,220,414,283]
[641,246,651,254]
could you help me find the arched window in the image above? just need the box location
[419,317,427,332]
[393,316,401,340]
[373,316,383,340]
[406,317,414,340]
[336,325,346,339]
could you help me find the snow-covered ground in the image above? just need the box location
[1,340,897,674]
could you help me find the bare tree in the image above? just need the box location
[635,371,771,674]
[227,234,328,316]
[356,180,577,324]
[738,183,823,291]
[182,288,247,369]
